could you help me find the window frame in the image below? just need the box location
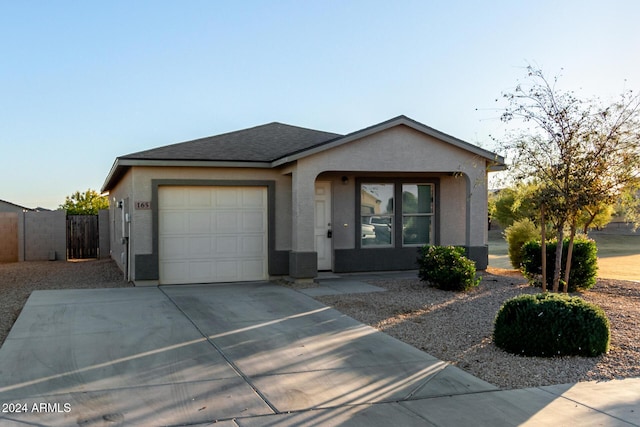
[401,183,435,247]
[357,178,439,249]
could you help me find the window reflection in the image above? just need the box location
[361,184,393,246]
[402,184,434,246]
[360,182,435,247]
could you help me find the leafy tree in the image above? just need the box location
[613,183,640,228]
[499,66,640,292]
[578,201,615,234]
[60,189,109,215]
[491,183,540,227]
[493,182,615,233]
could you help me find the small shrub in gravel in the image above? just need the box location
[521,237,598,292]
[504,218,539,269]
[417,245,480,292]
[493,293,610,357]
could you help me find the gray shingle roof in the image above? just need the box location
[0,199,33,212]
[102,116,506,192]
[120,122,342,163]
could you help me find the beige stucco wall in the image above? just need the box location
[292,125,489,251]
[107,168,133,274]
[109,166,293,280]
[439,175,468,245]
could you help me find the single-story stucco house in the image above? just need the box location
[101,115,505,285]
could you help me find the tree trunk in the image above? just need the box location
[552,227,564,293]
[582,210,597,234]
[541,205,547,292]
[563,222,577,293]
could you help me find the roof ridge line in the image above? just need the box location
[120,121,341,159]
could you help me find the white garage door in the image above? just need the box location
[158,186,268,284]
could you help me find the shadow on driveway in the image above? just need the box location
[3,282,631,426]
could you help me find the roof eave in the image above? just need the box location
[0,199,33,211]
[101,158,273,192]
[101,158,125,193]
[488,162,507,172]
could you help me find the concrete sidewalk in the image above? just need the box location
[0,279,637,426]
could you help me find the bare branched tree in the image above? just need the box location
[499,66,640,292]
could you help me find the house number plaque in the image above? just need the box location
[135,201,151,210]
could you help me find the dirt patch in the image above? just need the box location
[0,259,132,346]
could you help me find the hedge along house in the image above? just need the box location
[101,115,505,285]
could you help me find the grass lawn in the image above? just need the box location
[488,228,640,282]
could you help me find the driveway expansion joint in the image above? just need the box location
[158,286,281,415]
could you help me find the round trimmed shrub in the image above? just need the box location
[493,293,610,357]
[520,236,598,292]
[417,245,480,292]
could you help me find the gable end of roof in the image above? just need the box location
[273,115,506,167]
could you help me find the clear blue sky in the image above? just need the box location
[1,0,638,209]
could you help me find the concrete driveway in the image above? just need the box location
[2,281,639,426]
[0,282,495,426]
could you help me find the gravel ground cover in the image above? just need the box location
[315,268,640,389]
[0,259,132,346]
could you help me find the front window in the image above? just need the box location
[361,184,393,246]
[402,184,434,246]
[359,181,435,247]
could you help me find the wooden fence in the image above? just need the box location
[67,215,99,259]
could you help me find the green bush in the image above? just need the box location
[521,237,598,292]
[417,246,480,292]
[493,293,610,357]
[504,218,539,269]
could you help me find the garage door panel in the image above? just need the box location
[189,260,214,282]
[216,188,239,207]
[242,212,266,232]
[188,236,212,257]
[242,188,266,207]
[160,237,187,258]
[187,188,213,207]
[160,261,188,283]
[216,260,239,280]
[188,211,212,233]
[159,186,268,284]
[242,259,266,278]
[216,212,239,232]
[241,235,265,254]
[215,236,238,255]
[159,211,187,234]
[159,188,186,208]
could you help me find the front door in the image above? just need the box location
[314,181,332,270]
